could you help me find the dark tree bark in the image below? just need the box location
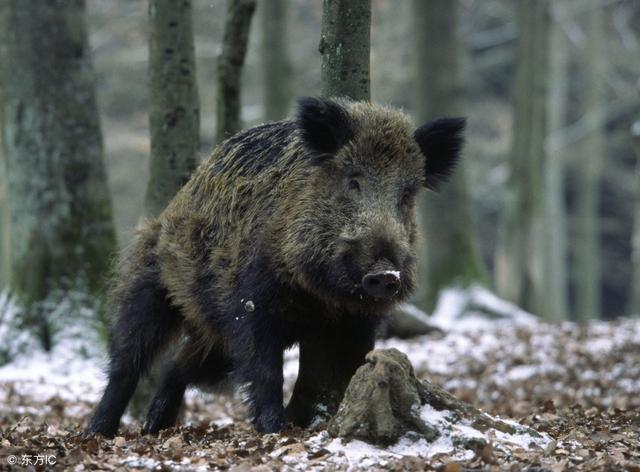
[320,0,371,101]
[132,0,201,420]
[0,0,117,348]
[494,0,550,314]
[411,0,486,313]
[145,0,201,217]
[260,0,292,121]
[215,0,257,144]
[285,0,373,429]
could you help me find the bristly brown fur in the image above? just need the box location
[86,97,465,437]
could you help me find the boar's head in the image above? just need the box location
[280,97,465,313]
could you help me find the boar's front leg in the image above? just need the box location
[232,310,287,433]
[286,316,377,428]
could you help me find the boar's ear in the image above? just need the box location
[297,97,353,161]
[414,117,466,190]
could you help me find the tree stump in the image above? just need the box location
[329,348,546,449]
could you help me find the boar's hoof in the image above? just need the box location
[254,410,287,434]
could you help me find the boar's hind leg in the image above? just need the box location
[142,347,231,435]
[141,360,188,435]
[85,272,179,438]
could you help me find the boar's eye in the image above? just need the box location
[348,178,361,192]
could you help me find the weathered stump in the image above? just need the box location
[329,348,544,448]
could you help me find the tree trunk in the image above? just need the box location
[0,119,9,289]
[260,0,292,121]
[0,0,116,348]
[494,0,549,314]
[630,122,640,315]
[0,176,8,290]
[542,4,570,321]
[145,0,200,217]
[215,0,256,144]
[574,4,605,321]
[411,0,486,313]
[285,0,372,428]
[320,0,371,101]
[131,0,202,421]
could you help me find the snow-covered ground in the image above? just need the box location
[1,286,640,470]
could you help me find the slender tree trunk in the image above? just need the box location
[574,5,605,321]
[0,0,116,348]
[145,0,200,217]
[494,0,549,314]
[285,0,372,428]
[411,0,486,313]
[630,122,640,315]
[132,0,202,421]
[0,129,8,289]
[542,4,570,321]
[0,93,8,288]
[320,0,371,101]
[261,0,292,121]
[215,0,256,144]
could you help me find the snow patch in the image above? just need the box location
[431,284,537,330]
[380,270,401,280]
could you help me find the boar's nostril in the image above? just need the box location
[362,271,400,299]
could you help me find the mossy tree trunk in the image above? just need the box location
[411,0,486,313]
[574,4,605,321]
[0,0,117,348]
[542,3,570,321]
[145,0,201,217]
[494,0,549,315]
[215,0,257,144]
[132,0,202,420]
[260,0,292,121]
[320,0,371,101]
[630,122,640,315]
[285,0,372,428]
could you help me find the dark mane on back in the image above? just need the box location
[211,121,298,176]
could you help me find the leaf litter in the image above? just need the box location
[0,287,639,470]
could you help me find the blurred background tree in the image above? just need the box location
[411,0,486,313]
[145,0,200,217]
[631,121,640,315]
[0,0,116,349]
[215,0,256,144]
[494,0,549,316]
[0,122,9,288]
[543,1,570,322]
[260,0,292,121]
[574,4,606,321]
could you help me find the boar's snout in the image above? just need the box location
[361,259,401,299]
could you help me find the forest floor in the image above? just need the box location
[1,293,639,471]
